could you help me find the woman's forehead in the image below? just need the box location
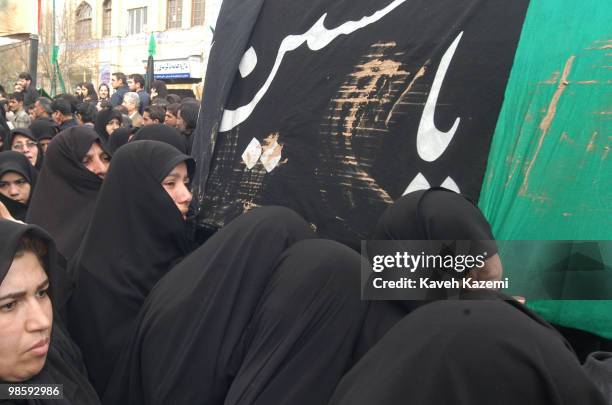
[0,252,47,293]
[0,171,26,181]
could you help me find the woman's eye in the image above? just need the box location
[16,179,27,185]
[101,154,111,162]
[1,301,16,312]
[35,289,48,299]
[163,182,175,187]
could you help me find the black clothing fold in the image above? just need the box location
[26,126,103,260]
[68,141,195,396]
[104,206,368,405]
[130,124,188,154]
[0,220,100,405]
[106,127,134,154]
[330,299,607,405]
[0,151,37,221]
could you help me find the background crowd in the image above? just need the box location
[0,71,199,156]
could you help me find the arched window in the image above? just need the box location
[76,2,93,39]
[102,0,112,37]
[167,0,183,29]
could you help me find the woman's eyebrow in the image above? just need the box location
[0,278,49,302]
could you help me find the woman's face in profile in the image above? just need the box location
[0,251,52,382]
[161,162,192,220]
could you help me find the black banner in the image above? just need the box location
[193,0,530,248]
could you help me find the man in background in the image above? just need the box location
[110,72,130,106]
[32,97,53,120]
[75,102,97,127]
[51,98,77,131]
[122,92,143,127]
[143,105,165,126]
[7,92,30,129]
[128,74,150,114]
[16,72,38,106]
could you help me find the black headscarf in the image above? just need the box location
[3,128,44,170]
[106,127,135,154]
[26,126,104,261]
[93,107,123,145]
[0,151,38,221]
[30,117,60,142]
[130,124,188,153]
[104,206,368,405]
[372,187,497,246]
[330,298,607,405]
[68,140,195,395]
[357,188,500,356]
[0,220,101,405]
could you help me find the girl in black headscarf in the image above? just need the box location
[129,123,188,153]
[103,205,367,405]
[26,126,110,261]
[0,151,37,221]
[68,140,196,395]
[0,219,101,404]
[93,107,123,145]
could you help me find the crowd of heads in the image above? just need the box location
[0,71,200,229]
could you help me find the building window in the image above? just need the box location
[128,7,147,35]
[102,0,112,37]
[167,0,183,29]
[75,2,92,39]
[191,0,205,26]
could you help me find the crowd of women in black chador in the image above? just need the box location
[0,102,609,404]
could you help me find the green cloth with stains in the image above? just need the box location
[478,0,612,338]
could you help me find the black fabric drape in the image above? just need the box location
[130,124,188,154]
[0,220,100,405]
[106,127,134,154]
[26,127,103,261]
[104,206,368,405]
[68,140,195,396]
[0,151,38,221]
[330,298,607,405]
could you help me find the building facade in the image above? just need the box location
[43,0,222,97]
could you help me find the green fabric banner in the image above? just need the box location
[479,0,612,338]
